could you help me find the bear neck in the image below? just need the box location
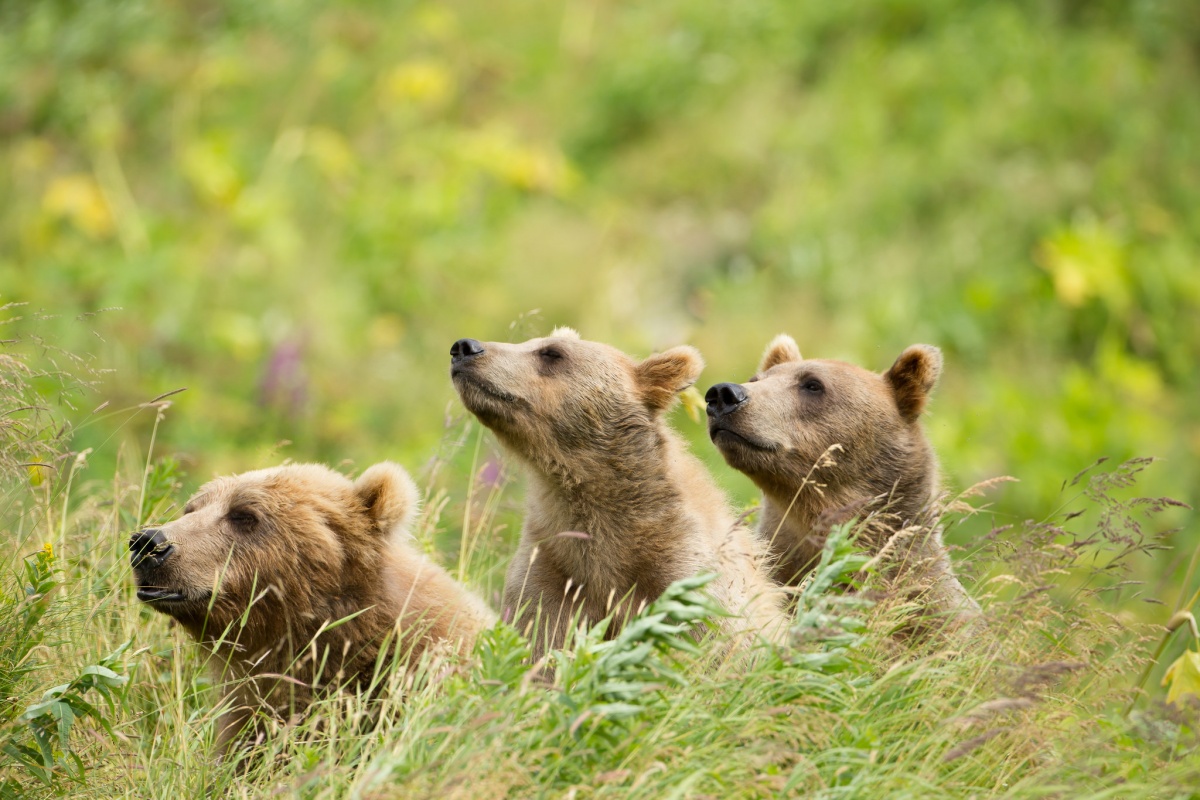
[519,421,704,583]
[191,561,403,686]
[756,438,940,583]
[195,543,488,695]
[522,415,680,516]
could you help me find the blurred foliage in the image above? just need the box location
[0,0,1197,593]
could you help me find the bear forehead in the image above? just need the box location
[488,335,632,361]
[756,358,894,404]
[480,336,641,383]
[759,357,877,384]
[189,464,356,510]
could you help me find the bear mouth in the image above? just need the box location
[136,585,190,604]
[709,424,776,452]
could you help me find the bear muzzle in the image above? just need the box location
[704,382,749,419]
[705,384,778,453]
[450,338,485,366]
[130,528,174,569]
[130,529,189,604]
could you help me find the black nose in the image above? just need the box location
[450,338,485,362]
[130,529,173,568]
[705,382,749,417]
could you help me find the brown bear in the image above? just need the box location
[704,335,980,627]
[129,461,496,753]
[449,328,787,661]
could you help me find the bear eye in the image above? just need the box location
[227,509,258,529]
[538,347,564,362]
[801,378,825,394]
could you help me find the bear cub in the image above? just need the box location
[705,335,980,627]
[450,328,786,660]
[130,461,495,753]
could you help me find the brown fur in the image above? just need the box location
[707,335,980,626]
[450,329,786,660]
[131,462,496,753]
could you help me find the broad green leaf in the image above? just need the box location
[1162,648,1200,707]
[26,464,47,486]
[80,664,129,688]
[53,701,74,752]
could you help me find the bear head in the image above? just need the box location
[130,462,418,650]
[705,334,942,518]
[449,328,703,475]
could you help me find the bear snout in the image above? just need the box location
[450,338,486,365]
[705,382,749,418]
[129,528,175,569]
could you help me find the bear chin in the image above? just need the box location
[138,585,211,618]
[136,586,189,604]
[708,423,777,454]
[452,372,525,422]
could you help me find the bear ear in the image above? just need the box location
[354,461,419,537]
[758,334,802,373]
[884,345,943,422]
[550,326,581,340]
[635,346,705,413]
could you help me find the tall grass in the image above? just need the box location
[0,332,1197,797]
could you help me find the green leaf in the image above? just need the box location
[1162,648,1200,707]
[1,741,52,785]
[594,680,651,698]
[53,701,75,752]
[30,724,53,769]
[79,664,124,683]
[38,682,71,701]
[589,702,644,719]
[20,699,59,721]
[601,642,655,670]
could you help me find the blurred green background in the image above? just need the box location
[2,1,1197,601]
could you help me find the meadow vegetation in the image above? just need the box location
[2,0,1199,796]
